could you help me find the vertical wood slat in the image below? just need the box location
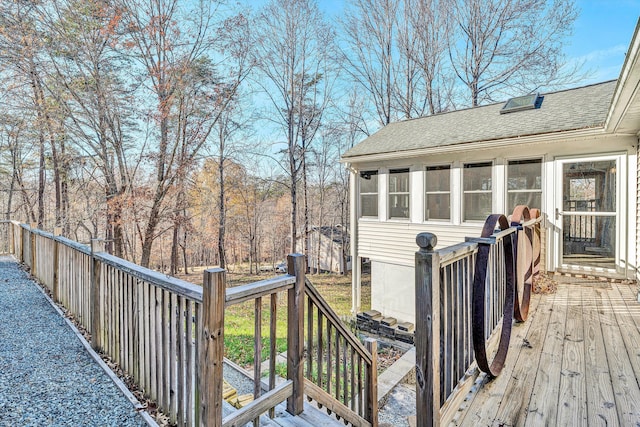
[415,232,441,427]
[269,293,277,419]
[186,300,195,427]
[254,296,262,427]
[307,296,313,380]
[317,313,323,389]
[170,292,178,425]
[335,331,340,401]
[156,286,164,410]
[342,338,348,406]
[198,268,225,426]
[176,296,186,427]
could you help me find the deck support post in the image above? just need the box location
[287,254,305,416]
[198,268,226,427]
[415,232,441,427]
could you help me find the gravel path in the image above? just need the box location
[0,256,147,427]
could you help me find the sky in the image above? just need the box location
[313,0,640,85]
[566,0,640,83]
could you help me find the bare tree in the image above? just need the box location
[449,0,578,106]
[118,0,251,267]
[251,0,334,254]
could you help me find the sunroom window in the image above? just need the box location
[388,168,410,219]
[507,159,542,213]
[463,162,492,221]
[425,165,450,220]
[359,171,378,218]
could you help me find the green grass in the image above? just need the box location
[176,267,371,367]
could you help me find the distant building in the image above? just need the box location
[341,21,640,323]
[303,226,351,274]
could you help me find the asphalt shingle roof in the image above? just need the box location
[342,80,617,159]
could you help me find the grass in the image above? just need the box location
[175,266,371,368]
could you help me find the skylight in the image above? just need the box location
[500,93,543,114]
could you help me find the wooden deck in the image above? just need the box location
[452,279,640,426]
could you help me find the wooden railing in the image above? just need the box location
[202,255,378,427]
[415,206,542,426]
[3,221,377,427]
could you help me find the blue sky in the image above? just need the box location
[314,0,640,84]
[568,1,640,83]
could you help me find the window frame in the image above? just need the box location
[506,158,543,214]
[388,168,410,220]
[462,161,493,222]
[424,164,452,222]
[358,170,379,218]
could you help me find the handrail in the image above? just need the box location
[225,274,296,306]
[96,251,203,302]
[6,221,377,427]
[415,206,543,427]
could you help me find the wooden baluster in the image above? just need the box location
[254,297,262,427]
[350,346,355,411]
[317,313,323,389]
[307,296,313,380]
[269,292,277,419]
[342,338,348,407]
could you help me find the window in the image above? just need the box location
[359,171,378,217]
[463,162,492,221]
[388,168,410,219]
[425,165,450,220]
[507,159,542,213]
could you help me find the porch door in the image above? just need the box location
[559,158,618,271]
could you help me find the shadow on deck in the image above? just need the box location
[453,280,640,426]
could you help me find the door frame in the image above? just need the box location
[553,153,626,276]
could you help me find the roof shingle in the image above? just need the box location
[342,81,616,159]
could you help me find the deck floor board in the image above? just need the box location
[454,282,640,427]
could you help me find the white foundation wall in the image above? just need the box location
[370,261,416,323]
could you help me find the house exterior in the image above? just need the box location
[342,21,640,324]
[304,226,351,274]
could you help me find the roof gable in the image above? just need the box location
[342,81,616,160]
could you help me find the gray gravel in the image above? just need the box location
[0,256,147,427]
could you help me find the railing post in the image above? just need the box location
[415,232,441,427]
[90,239,104,351]
[29,222,37,276]
[287,253,305,416]
[364,338,378,426]
[9,222,14,255]
[199,268,226,427]
[53,227,62,302]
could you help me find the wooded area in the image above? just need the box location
[0,0,578,272]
